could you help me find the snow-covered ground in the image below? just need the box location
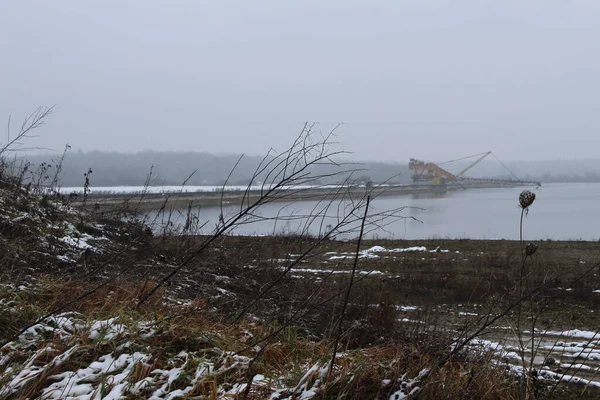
[0,313,254,399]
[470,328,600,388]
[0,312,428,399]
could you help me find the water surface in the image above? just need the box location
[146,183,600,240]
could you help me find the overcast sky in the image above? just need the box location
[2,1,599,162]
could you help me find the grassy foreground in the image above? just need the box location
[1,177,600,399]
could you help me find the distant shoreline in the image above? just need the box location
[58,177,600,194]
[70,181,539,213]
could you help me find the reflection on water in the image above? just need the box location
[410,191,449,200]
[145,183,600,240]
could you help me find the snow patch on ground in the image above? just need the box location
[540,329,600,340]
[388,246,427,253]
[388,368,429,399]
[58,234,93,250]
[365,245,386,252]
[369,245,452,253]
[1,313,416,400]
[397,305,419,312]
[326,245,453,261]
[288,267,384,276]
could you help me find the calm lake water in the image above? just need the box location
[147,183,600,240]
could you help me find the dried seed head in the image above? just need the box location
[526,243,538,256]
[519,190,536,209]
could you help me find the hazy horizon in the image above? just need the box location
[3,1,600,162]
[26,148,600,166]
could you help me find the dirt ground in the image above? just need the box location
[169,235,600,330]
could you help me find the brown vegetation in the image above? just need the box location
[2,112,600,399]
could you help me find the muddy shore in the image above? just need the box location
[72,182,539,212]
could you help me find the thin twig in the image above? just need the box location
[327,195,370,378]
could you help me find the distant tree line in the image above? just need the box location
[21,150,600,188]
[22,150,411,188]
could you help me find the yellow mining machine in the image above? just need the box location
[408,159,456,185]
[408,152,540,187]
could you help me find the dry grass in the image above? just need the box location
[2,170,600,398]
[2,261,599,398]
[0,276,560,400]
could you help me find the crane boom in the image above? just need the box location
[408,151,540,187]
[456,151,491,178]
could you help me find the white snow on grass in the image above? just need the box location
[396,305,419,312]
[388,368,429,399]
[368,245,452,253]
[387,246,428,253]
[398,318,425,324]
[559,363,594,371]
[42,352,151,400]
[88,318,126,340]
[538,369,600,388]
[56,254,74,263]
[466,331,600,390]
[287,267,383,275]
[0,314,231,400]
[429,246,450,253]
[59,235,93,250]
[467,339,523,363]
[365,245,386,252]
[329,250,380,260]
[1,314,391,400]
[327,244,453,261]
[381,246,427,253]
[58,222,108,252]
[539,329,600,340]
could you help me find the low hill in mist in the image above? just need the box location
[21,150,600,188]
[21,150,410,187]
